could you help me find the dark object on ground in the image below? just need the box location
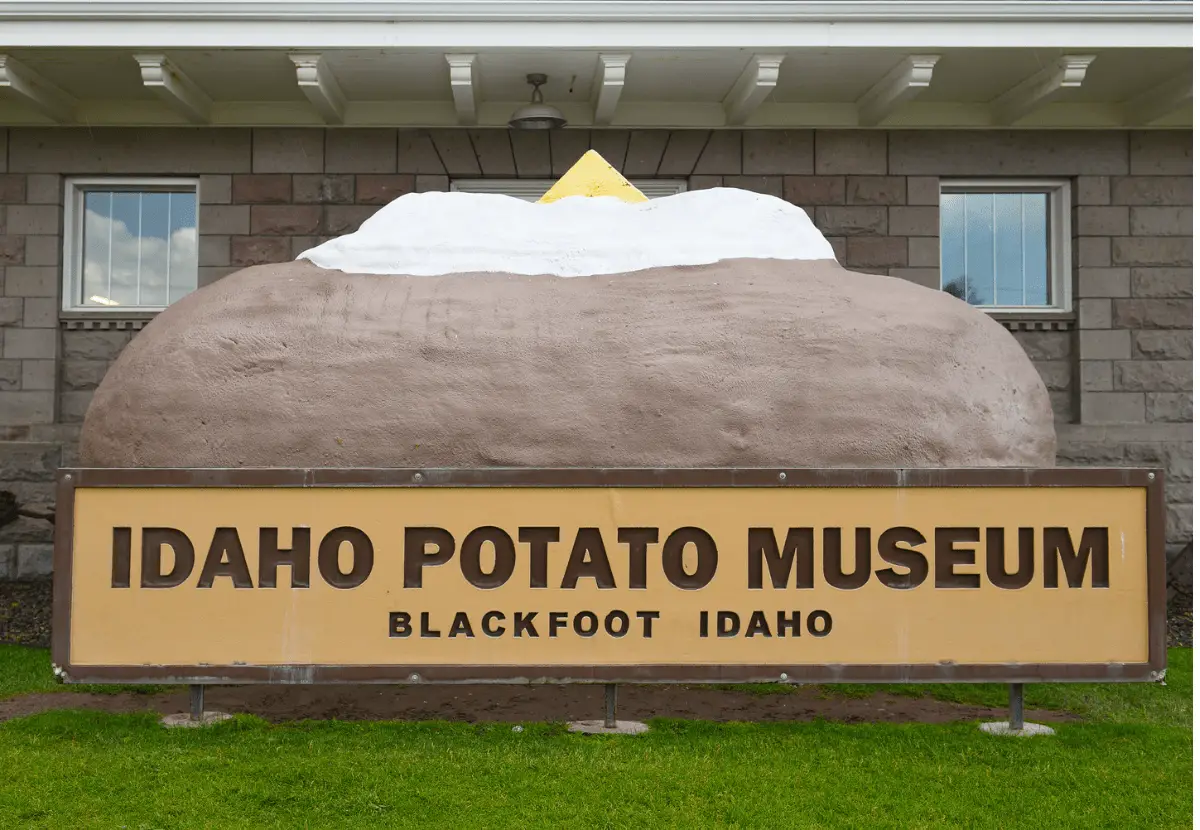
[0,579,52,647]
[0,682,1081,727]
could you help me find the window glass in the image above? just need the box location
[940,190,1052,308]
[78,186,198,309]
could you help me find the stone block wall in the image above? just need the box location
[0,127,1192,577]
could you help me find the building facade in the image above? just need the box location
[0,1,1192,579]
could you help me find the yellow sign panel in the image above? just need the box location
[55,469,1165,684]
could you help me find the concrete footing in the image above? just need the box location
[161,711,234,728]
[567,719,649,735]
[979,721,1055,737]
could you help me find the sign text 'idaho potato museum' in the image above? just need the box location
[53,469,1166,684]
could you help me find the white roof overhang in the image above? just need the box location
[0,1,1191,128]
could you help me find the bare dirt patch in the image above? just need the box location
[0,683,1077,726]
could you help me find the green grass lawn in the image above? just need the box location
[0,646,1191,829]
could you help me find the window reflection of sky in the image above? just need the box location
[81,190,198,308]
[940,192,1050,308]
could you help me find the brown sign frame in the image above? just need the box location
[52,466,1167,686]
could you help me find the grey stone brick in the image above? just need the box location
[0,298,19,325]
[199,174,232,204]
[16,544,52,579]
[0,391,53,425]
[1132,268,1192,298]
[590,131,631,172]
[783,176,844,205]
[1075,206,1129,236]
[1077,298,1112,329]
[888,206,939,236]
[253,128,324,173]
[10,127,252,173]
[23,236,59,267]
[1049,392,1073,422]
[62,330,132,361]
[20,360,54,391]
[1033,360,1071,391]
[906,176,940,205]
[326,129,397,174]
[1114,299,1192,329]
[1079,329,1131,360]
[1011,330,1070,361]
[1112,237,1192,267]
[3,266,56,298]
[1112,177,1193,206]
[1130,131,1192,176]
[0,236,24,265]
[1115,360,1192,392]
[658,131,709,176]
[815,206,885,236]
[1073,176,1110,206]
[0,545,12,580]
[5,480,55,504]
[355,175,415,205]
[1076,267,1131,298]
[3,328,56,359]
[816,131,886,175]
[22,297,55,328]
[1130,207,1192,237]
[232,174,291,204]
[199,205,250,236]
[0,130,5,173]
[0,442,60,481]
[1168,481,1192,505]
[1147,392,1193,423]
[827,237,846,264]
[415,175,450,193]
[623,131,670,176]
[722,177,783,198]
[6,205,60,236]
[62,360,111,391]
[293,175,354,204]
[1167,442,1193,482]
[688,176,722,191]
[511,131,552,177]
[0,359,18,390]
[1080,392,1146,424]
[889,130,1128,176]
[692,130,739,175]
[1080,360,1113,391]
[199,235,231,267]
[397,130,448,174]
[846,176,905,205]
[0,174,22,203]
[290,237,318,259]
[25,174,60,205]
[322,206,377,236]
[907,237,940,268]
[845,236,907,268]
[198,267,235,288]
[1133,331,1192,360]
[743,130,813,175]
[250,205,321,236]
[59,390,93,423]
[1075,237,1111,267]
[550,130,591,176]
[1168,503,1191,541]
[888,268,939,290]
[469,129,517,176]
[230,236,290,266]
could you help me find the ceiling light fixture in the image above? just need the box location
[508,73,567,130]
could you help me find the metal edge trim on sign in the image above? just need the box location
[51,466,1168,685]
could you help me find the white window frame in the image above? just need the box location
[450,179,688,201]
[62,176,200,314]
[938,179,1072,315]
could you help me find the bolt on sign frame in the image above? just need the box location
[52,467,1166,686]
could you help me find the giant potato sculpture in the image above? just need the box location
[80,152,1055,468]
